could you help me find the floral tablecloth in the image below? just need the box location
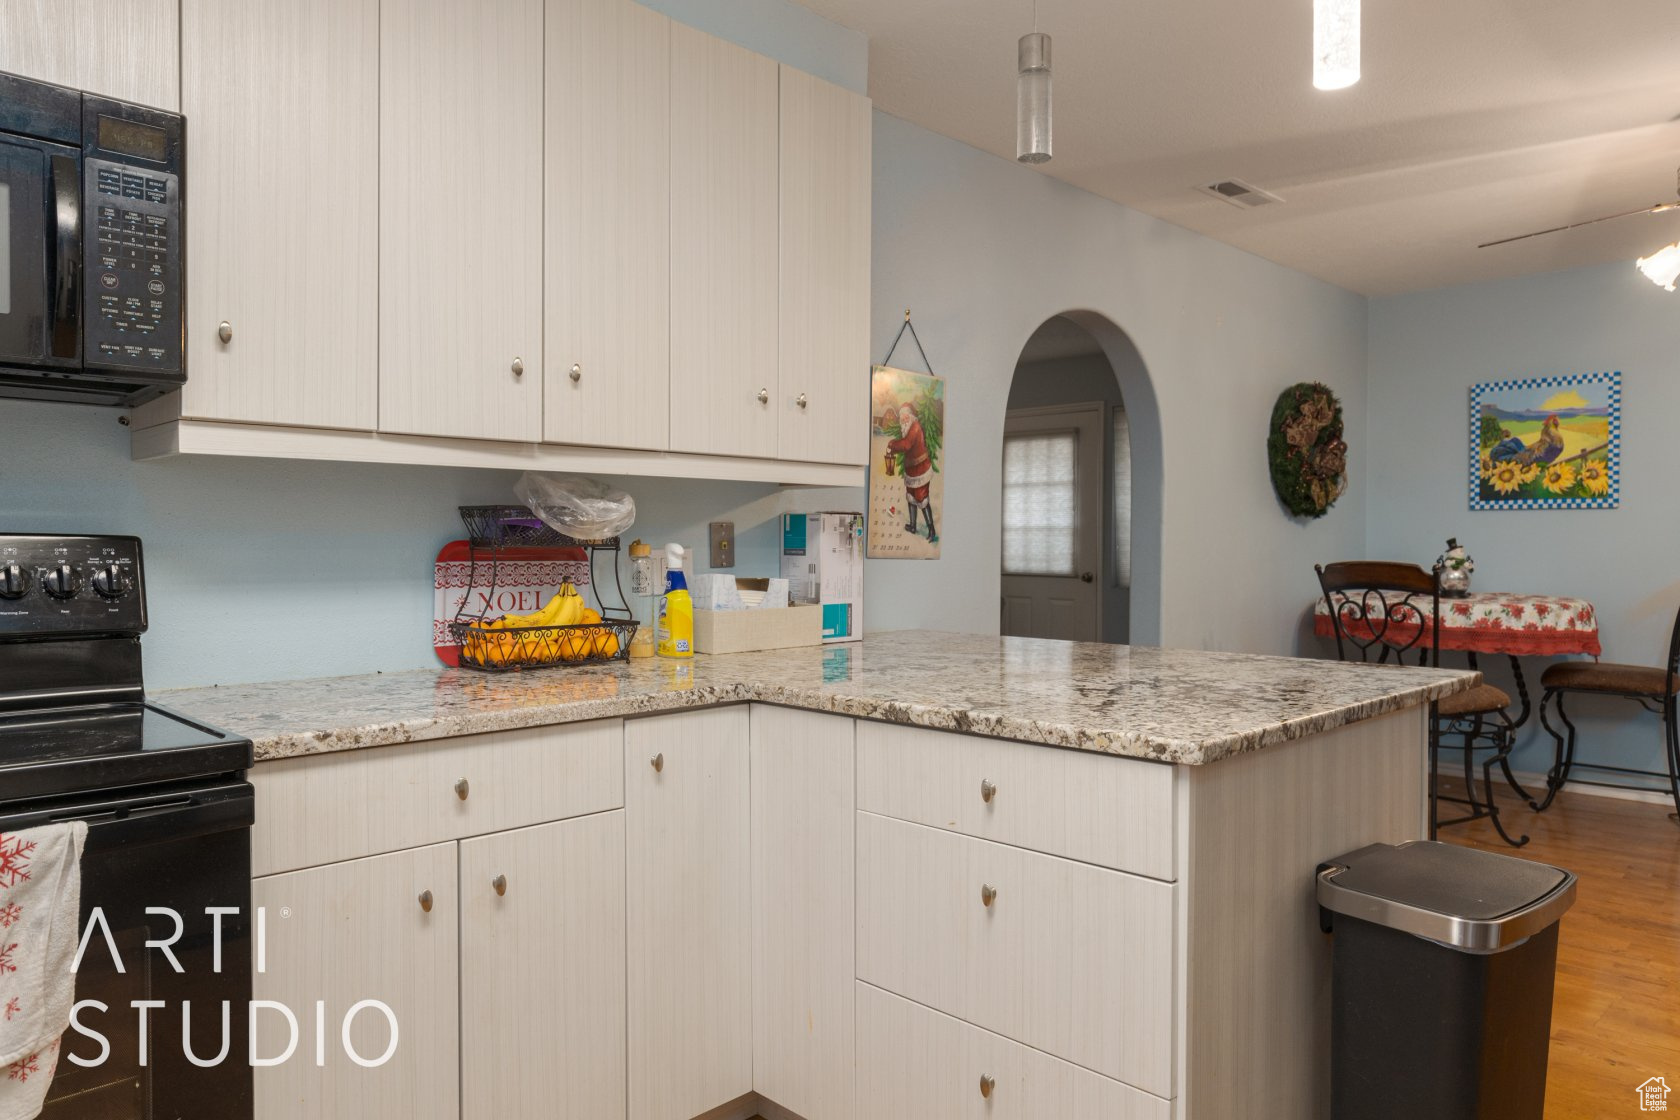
[1314,591,1601,658]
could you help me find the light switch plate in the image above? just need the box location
[709,521,735,568]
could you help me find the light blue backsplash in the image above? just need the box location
[1368,260,1680,785]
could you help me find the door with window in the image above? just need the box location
[1000,404,1104,641]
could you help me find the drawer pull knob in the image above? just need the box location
[570,362,582,382]
[980,883,998,908]
[492,874,508,897]
[979,1074,995,1099]
[757,388,770,405]
[217,320,233,344]
[455,778,470,801]
[796,393,809,409]
[651,752,665,773]
[418,890,434,914]
[980,779,997,804]
[511,356,525,377]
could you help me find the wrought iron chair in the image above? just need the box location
[1315,561,1530,847]
[1533,602,1680,822]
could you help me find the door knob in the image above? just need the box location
[492,875,508,897]
[651,752,664,773]
[570,362,582,382]
[217,321,232,344]
[455,778,470,801]
[418,890,434,913]
[980,883,998,908]
[1081,571,1094,583]
[979,1074,995,1099]
[980,779,997,804]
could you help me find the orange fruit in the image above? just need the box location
[558,632,592,662]
[591,628,621,658]
[580,608,602,625]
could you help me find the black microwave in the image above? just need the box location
[0,70,184,406]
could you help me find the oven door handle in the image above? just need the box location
[39,782,255,848]
[47,152,80,359]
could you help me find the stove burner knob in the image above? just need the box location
[91,563,130,600]
[42,563,81,600]
[0,563,29,600]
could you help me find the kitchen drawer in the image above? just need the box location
[856,983,1172,1120]
[857,812,1175,1097]
[855,722,1176,881]
[252,718,624,875]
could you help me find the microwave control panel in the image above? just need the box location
[82,158,182,374]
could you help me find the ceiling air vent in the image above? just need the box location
[1198,178,1284,209]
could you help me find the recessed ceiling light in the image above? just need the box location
[1314,0,1360,91]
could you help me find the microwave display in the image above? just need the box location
[98,113,166,162]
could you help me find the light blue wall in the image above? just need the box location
[642,0,867,93]
[1368,260,1680,783]
[867,111,1370,654]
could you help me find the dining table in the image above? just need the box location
[1312,590,1601,731]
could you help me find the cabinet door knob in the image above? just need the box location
[1081,571,1094,583]
[650,752,664,773]
[418,890,434,913]
[570,362,582,383]
[492,874,508,897]
[511,357,525,377]
[757,388,769,405]
[455,778,470,801]
[217,321,232,344]
[980,779,997,804]
[980,883,998,908]
[795,393,809,409]
[979,1074,995,1099]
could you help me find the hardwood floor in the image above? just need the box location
[1443,784,1680,1118]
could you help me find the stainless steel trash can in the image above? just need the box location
[1317,841,1577,1120]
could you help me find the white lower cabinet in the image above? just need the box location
[750,706,856,1120]
[856,811,1176,1099]
[460,812,627,1119]
[625,708,753,1120]
[857,984,1172,1120]
[252,842,460,1120]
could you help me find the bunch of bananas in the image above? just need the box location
[461,583,620,667]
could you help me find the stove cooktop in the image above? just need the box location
[0,701,253,806]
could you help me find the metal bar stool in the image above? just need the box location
[1316,561,1529,847]
[1533,603,1680,822]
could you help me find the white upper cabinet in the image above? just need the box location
[0,0,179,108]
[545,0,670,452]
[378,0,544,442]
[180,0,379,430]
[777,66,872,466]
[668,23,780,460]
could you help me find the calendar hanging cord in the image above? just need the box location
[880,309,935,376]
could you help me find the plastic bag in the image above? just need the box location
[514,473,637,540]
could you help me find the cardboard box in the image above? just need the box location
[693,603,823,655]
[780,512,864,643]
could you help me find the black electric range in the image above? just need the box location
[0,534,253,1118]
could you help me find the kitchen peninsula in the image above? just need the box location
[167,632,1475,1120]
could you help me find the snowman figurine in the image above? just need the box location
[1437,538,1474,598]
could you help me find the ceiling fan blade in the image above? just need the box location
[1478,202,1677,249]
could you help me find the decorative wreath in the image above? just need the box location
[1268,382,1348,519]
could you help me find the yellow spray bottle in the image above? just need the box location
[656,542,694,658]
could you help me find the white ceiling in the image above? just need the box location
[795,0,1680,296]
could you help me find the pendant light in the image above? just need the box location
[1636,243,1680,292]
[1017,0,1052,164]
[1313,0,1360,91]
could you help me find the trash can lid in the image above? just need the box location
[1317,841,1576,953]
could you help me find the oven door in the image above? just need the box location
[0,132,79,370]
[1,780,253,1120]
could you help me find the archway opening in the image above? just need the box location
[1000,313,1160,646]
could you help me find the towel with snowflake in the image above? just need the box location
[0,823,87,1120]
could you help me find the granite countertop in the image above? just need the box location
[159,630,1477,767]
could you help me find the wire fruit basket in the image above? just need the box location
[449,505,638,672]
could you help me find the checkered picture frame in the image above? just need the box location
[1469,371,1621,511]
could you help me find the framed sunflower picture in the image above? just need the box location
[1470,371,1621,511]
